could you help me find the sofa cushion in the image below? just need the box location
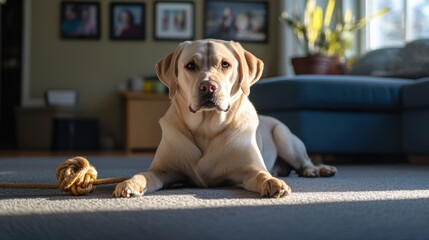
[384,39,429,79]
[250,75,412,112]
[402,77,429,109]
[348,48,399,76]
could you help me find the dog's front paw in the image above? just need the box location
[113,177,146,198]
[260,177,292,198]
[300,164,337,177]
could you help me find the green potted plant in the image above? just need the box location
[280,0,389,74]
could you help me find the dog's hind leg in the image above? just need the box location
[270,118,337,177]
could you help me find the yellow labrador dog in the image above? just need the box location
[114,39,336,198]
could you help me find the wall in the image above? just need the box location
[28,0,282,148]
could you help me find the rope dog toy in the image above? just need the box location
[0,156,129,196]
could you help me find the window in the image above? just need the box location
[365,0,429,50]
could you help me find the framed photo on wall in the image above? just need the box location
[110,2,146,40]
[153,1,195,41]
[60,1,100,39]
[204,0,269,43]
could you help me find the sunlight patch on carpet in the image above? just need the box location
[2,189,429,215]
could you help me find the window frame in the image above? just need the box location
[362,0,429,53]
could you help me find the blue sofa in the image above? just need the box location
[250,40,429,156]
[402,78,429,154]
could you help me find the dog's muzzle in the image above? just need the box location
[189,80,230,113]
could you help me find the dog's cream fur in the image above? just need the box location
[113,39,336,198]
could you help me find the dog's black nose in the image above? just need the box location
[200,81,218,94]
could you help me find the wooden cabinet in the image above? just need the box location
[123,92,170,152]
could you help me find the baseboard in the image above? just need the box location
[308,154,323,165]
[308,154,408,164]
[407,155,429,164]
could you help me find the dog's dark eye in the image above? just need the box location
[221,61,230,68]
[185,62,196,71]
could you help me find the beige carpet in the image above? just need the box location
[1,156,429,240]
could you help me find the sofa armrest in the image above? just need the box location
[402,77,429,109]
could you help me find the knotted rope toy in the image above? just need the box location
[0,156,129,196]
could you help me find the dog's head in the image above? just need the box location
[156,39,264,113]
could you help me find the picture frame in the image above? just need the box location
[153,1,195,41]
[110,2,146,40]
[60,1,100,39]
[204,0,269,43]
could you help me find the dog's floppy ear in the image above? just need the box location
[156,42,188,99]
[229,41,264,96]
